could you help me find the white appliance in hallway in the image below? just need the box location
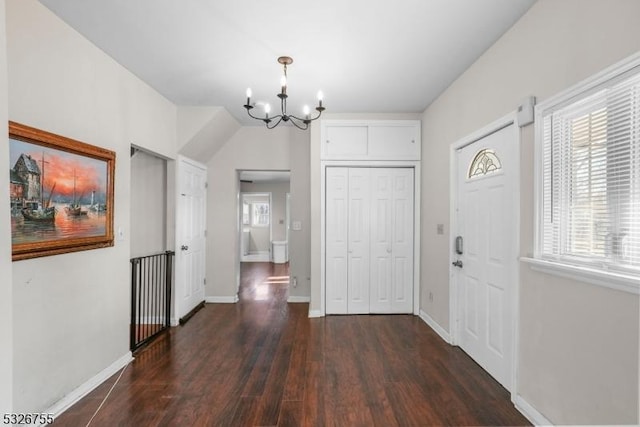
[453,121,518,391]
[271,240,288,264]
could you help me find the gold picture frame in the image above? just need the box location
[9,121,115,260]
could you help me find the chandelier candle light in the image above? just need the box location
[244,56,325,130]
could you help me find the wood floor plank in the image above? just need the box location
[53,262,530,427]
[277,400,303,427]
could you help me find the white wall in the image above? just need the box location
[7,0,176,412]
[0,0,13,414]
[288,129,311,299]
[206,127,289,298]
[177,106,240,162]
[130,150,167,258]
[419,0,640,424]
[206,126,312,299]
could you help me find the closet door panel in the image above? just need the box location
[369,169,393,313]
[325,167,349,314]
[347,168,371,313]
[391,168,414,312]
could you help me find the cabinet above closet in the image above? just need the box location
[320,120,421,161]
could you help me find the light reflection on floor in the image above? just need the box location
[240,262,290,302]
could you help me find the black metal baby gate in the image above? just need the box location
[130,251,174,352]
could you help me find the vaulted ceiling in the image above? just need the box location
[39,0,536,126]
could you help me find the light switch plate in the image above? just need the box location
[292,221,302,231]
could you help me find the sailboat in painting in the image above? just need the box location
[65,169,88,217]
[22,204,55,221]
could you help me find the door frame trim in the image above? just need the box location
[448,112,521,398]
[320,160,421,316]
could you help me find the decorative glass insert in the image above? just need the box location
[468,149,502,179]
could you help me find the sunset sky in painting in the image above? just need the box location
[9,138,107,202]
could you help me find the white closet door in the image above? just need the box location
[370,169,393,312]
[326,166,413,315]
[325,167,349,314]
[370,168,414,313]
[390,168,414,312]
[347,168,371,313]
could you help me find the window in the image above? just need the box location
[468,149,502,179]
[534,55,640,290]
[252,202,270,227]
[242,202,250,225]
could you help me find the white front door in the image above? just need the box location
[175,156,207,321]
[455,124,517,390]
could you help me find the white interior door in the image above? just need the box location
[390,168,414,312]
[347,168,371,314]
[455,124,516,390]
[325,167,348,314]
[370,169,393,312]
[175,156,207,321]
[370,168,414,313]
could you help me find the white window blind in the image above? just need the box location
[540,68,640,274]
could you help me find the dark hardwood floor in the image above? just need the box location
[53,262,530,426]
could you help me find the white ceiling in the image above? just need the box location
[39,0,536,126]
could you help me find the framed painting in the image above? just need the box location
[9,121,115,260]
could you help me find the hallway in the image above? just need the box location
[53,262,529,426]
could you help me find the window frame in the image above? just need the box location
[528,52,640,295]
[242,201,250,225]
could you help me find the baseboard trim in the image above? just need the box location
[241,251,270,262]
[287,296,310,303]
[419,309,451,344]
[179,300,205,325]
[46,352,133,419]
[514,395,553,426]
[308,309,323,318]
[205,295,239,303]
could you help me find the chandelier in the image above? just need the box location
[243,56,325,130]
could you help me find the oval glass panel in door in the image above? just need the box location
[468,148,502,179]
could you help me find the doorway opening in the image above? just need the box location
[237,170,291,302]
[130,147,172,350]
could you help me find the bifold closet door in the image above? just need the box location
[325,167,371,314]
[370,168,414,313]
[325,167,349,314]
[346,168,371,314]
[325,167,413,315]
